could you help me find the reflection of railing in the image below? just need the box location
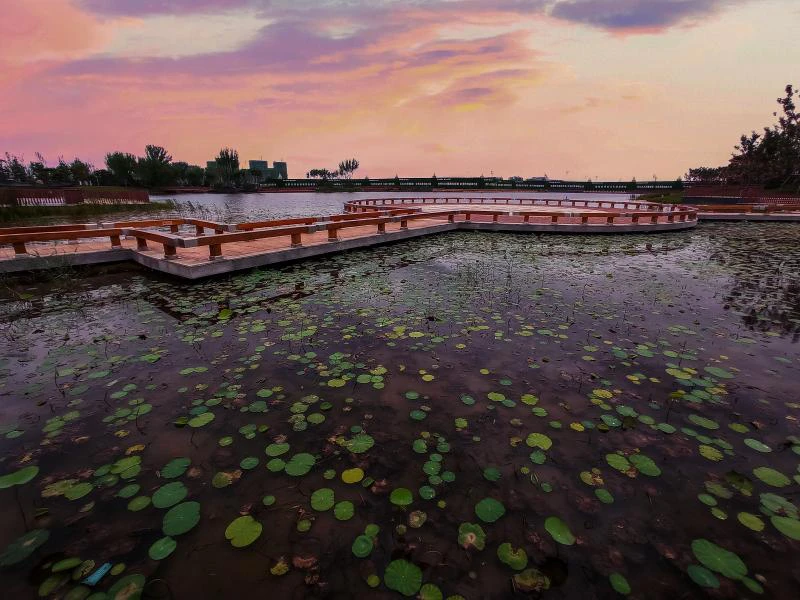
[343,196,680,213]
[0,187,150,206]
[700,203,800,213]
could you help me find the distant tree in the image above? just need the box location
[307,168,334,180]
[28,153,51,184]
[684,167,727,183]
[92,169,115,186]
[337,158,360,179]
[394,175,400,187]
[137,145,174,188]
[51,158,74,185]
[105,152,138,186]
[214,147,239,187]
[431,173,438,188]
[185,165,205,186]
[2,153,29,183]
[70,158,93,185]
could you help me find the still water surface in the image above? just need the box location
[0,222,798,599]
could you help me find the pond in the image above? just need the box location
[0,222,798,599]
[14,191,633,226]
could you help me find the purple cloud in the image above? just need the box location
[549,0,750,30]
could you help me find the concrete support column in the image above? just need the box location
[163,244,177,260]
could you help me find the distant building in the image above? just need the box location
[248,160,288,180]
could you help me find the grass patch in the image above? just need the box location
[0,201,176,224]
[637,192,684,204]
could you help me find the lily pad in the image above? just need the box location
[152,482,188,509]
[352,535,373,558]
[0,465,39,489]
[475,498,505,523]
[148,536,177,560]
[162,501,201,536]
[284,453,316,476]
[390,488,413,507]
[225,515,263,548]
[497,542,528,570]
[384,559,422,597]
[310,488,335,511]
[0,529,49,566]
[544,516,576,546]
[691,538,747,580]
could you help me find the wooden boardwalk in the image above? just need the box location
[0,198,715,279]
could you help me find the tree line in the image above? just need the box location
[686,83,799,189]
[0,146,298,190]
[306,158,360,181]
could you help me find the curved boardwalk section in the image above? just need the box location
[0,198,698,279]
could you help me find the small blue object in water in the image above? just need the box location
[83,562,113,586]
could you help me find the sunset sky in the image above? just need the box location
[1,0,797,179]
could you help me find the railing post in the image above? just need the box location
[163,244,177,259]
[12,241,27,255]
[377,222,386,234]
[291,232,303,247]
[170,224,179,234]
[328,227,339,242]
[650,215,658,224]
[668,214,675,223]
[464,212,471,222]
[209,244,223,259]
[581,215,589,224]
[195,225,204,236]
[447,214,455,223]
[492,214,499,222]
[136,237,148,251]
[523,215,530,223]
[551,215,558,224]
[400,219,408,229]
[632,215,639,224]
[606,216,614,225]
[110,234,122,248]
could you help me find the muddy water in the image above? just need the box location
[0,222,799,599]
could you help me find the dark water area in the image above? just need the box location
[1,222,799,599]
[12,191,633,226]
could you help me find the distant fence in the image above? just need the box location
[0,187,150,207]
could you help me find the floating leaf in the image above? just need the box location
[152,482,188,509]
[475,498,505,523]
[0,529,49,566]
[691,538,747,580]
[609,573,631,595]
[390,488,413,507]
[148,536,177,560]
[544,516,575,546]
[334,501,355,520]
[687,565,719,588]
[497,542,528,570]
[284,453,316,476]
[0,465,39,489]
[162,501,200,536]
[225,515,262,548]
[310,488,335,511]
[160,458,190,479]
[352,535,373,558]
[384,559,422,597]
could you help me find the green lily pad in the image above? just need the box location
[107,574,145,599]
[225,515,262,548]
[753,467,790,487]
[458,522,486,550]
[0,465,39,489]
[390,487,413,506]
[687,564,720,588]
[152,482,188,509]
[265,443,290,457]
[284,453,316,476]
[162,501,201,536]
[160,458,190,479]
[352,535,373,558]
[311,488,335,511]
[544,516,575,545]
[334,501,355,520]
[148,536,177,560]
[0,529,49,566]
[609,573,631,595]
[691,538,747,580]
[345,433,375,454]
[475,498,505,523]
[771,516,800,540]
[497,542,528,570]
[525,433,552,450]
[384,559,422,597]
